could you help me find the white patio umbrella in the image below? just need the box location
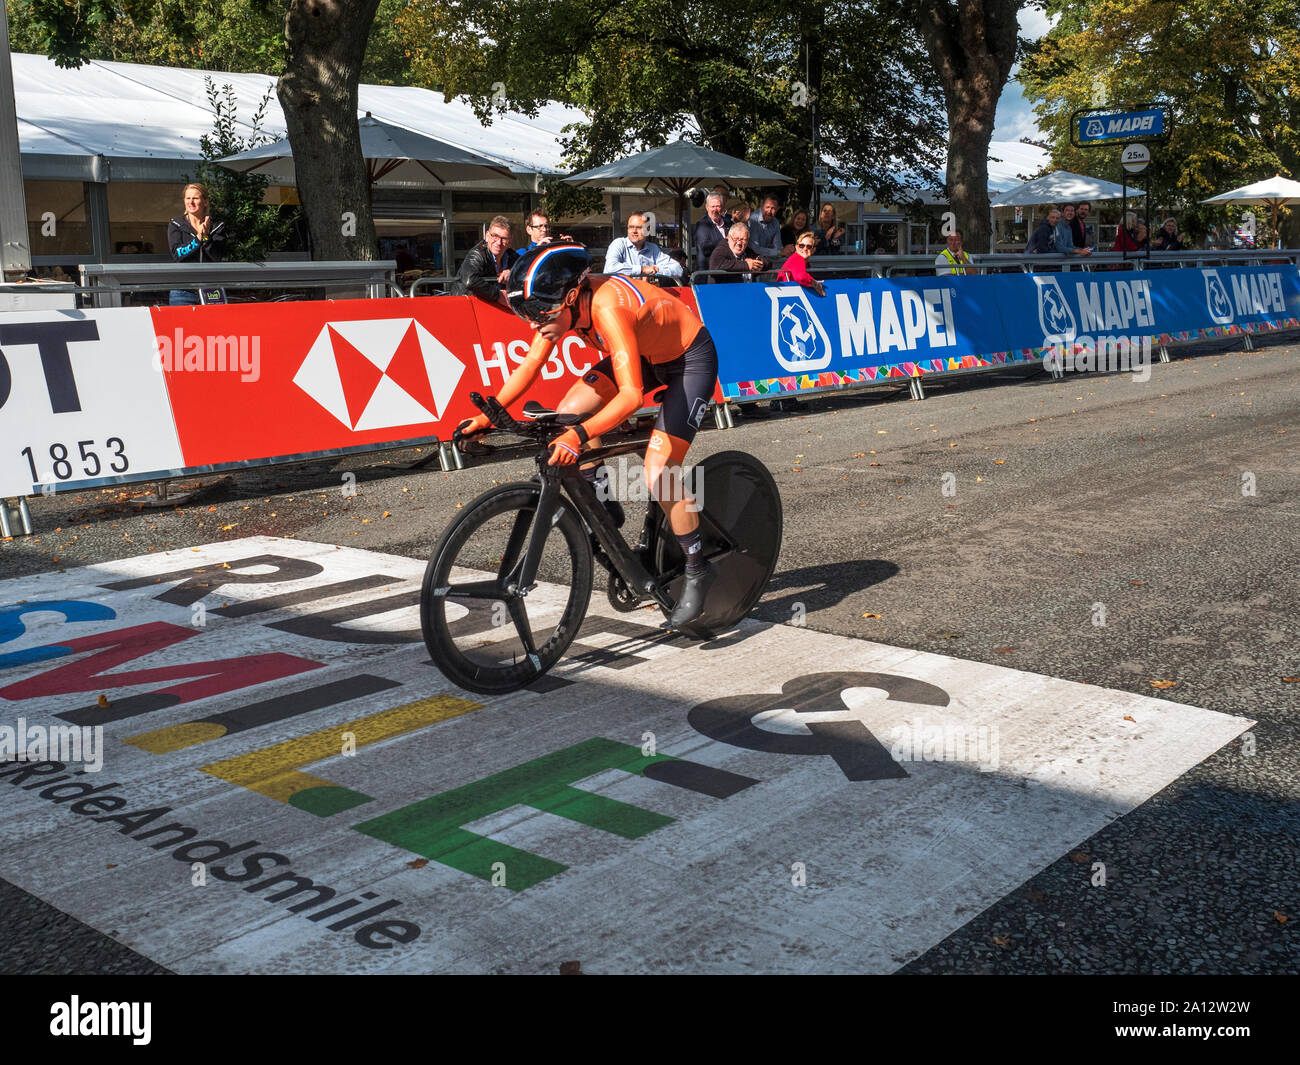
[565,138,793,256]
[1201,175,1300,248]
[991,170,1145,207]
[217,112,515,188]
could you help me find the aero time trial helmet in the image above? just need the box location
[507,243,590,323]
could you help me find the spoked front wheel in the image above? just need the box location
[653,450,783,637]
[421,483,593,694]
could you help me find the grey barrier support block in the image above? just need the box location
[909,377,926,401]
[1159,344,1170,363]
[1,497,33,537]
[713,405,726,430]
[724,403,736,428]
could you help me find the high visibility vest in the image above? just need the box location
[939,248,971,275]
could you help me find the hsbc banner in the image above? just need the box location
[693,266,1300,400]
[694,275,1022,399]
[0,309,185,497]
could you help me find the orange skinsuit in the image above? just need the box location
[490,276,703,447]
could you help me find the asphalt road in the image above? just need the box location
[1,332,1296,974]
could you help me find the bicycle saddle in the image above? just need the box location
[521,401,582,426]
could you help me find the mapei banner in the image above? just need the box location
[694,264,1300,399]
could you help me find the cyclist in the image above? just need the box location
[454,242,719,629]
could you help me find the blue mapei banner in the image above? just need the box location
[694,275,1026,400]
[694,264,1300,400]
[998,264,1300,352]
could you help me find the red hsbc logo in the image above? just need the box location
[293,318,466,430]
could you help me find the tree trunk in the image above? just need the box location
[917,0,1021,253]
[278,0,382,261]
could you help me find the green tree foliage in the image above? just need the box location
[6,0,413,81]
[398,0,947,212]
[188,78,297,261]
[1020,0,1300,242]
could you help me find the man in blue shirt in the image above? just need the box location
[747,195,787,260]
[516,210,552,256]
[603,213,683,279]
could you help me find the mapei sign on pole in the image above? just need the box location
[1069,104,1173,148]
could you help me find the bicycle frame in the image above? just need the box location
[508,436,736,615]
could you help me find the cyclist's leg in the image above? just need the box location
[644,328,718,624]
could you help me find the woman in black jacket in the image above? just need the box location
[167,182,226,305]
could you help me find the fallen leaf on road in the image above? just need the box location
[1123,715,1136,723]
[1282,677,1299,683]
[994,647,1014,653]
[1275,911,1289,924]
[1069,852,1091,863]
[860,612,881,619]
[992,935,1010,948]
[220,524,238,531]
[1130,580,1144,586]
[381,511,390,518]
[407,858,428,869]
[97,694,110,708]
[1150,680,1178,689]
[994,460,1005,465]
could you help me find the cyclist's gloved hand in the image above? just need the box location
[547,428,583,466]
[454,414,491,443]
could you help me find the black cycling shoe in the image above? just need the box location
[603,498,626,529]
[667,562,715,628]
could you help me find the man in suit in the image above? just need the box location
[693,193,731,273]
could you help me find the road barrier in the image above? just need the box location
[691,258,1300,403]
[1,258,1297,532]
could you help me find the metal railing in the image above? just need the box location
[692,247,1300,281]
[76,260,401,307]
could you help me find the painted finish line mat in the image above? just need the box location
[0,537,1249,974]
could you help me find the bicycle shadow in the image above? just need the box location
[698,558,899,650]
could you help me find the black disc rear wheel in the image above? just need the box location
[652,450,783,637]
[421,483,593,694]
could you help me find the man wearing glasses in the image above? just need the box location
[454,214,518,310]
[604,213,683,279]
[517,210,553,256]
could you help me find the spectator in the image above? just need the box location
[749,194,787,260]
[1072,201,1095,250]
[604,212,683,279]
[1134,221,1150,251]
[934,229,973,275]
[693,192,731,272]
[1153,217,1186,252]
[1054,204,1092,257]
[168,182,227,306]
[1026,208,1060,253]
[516,210,551,255]
[814,204,846,255]
[1113,211,1140,252]
[454,215,517,310]
[778,232,825,296]
[731,201,753,229]
[666,247,689,272]
[781,207,811,248]
[709,222,769,276]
